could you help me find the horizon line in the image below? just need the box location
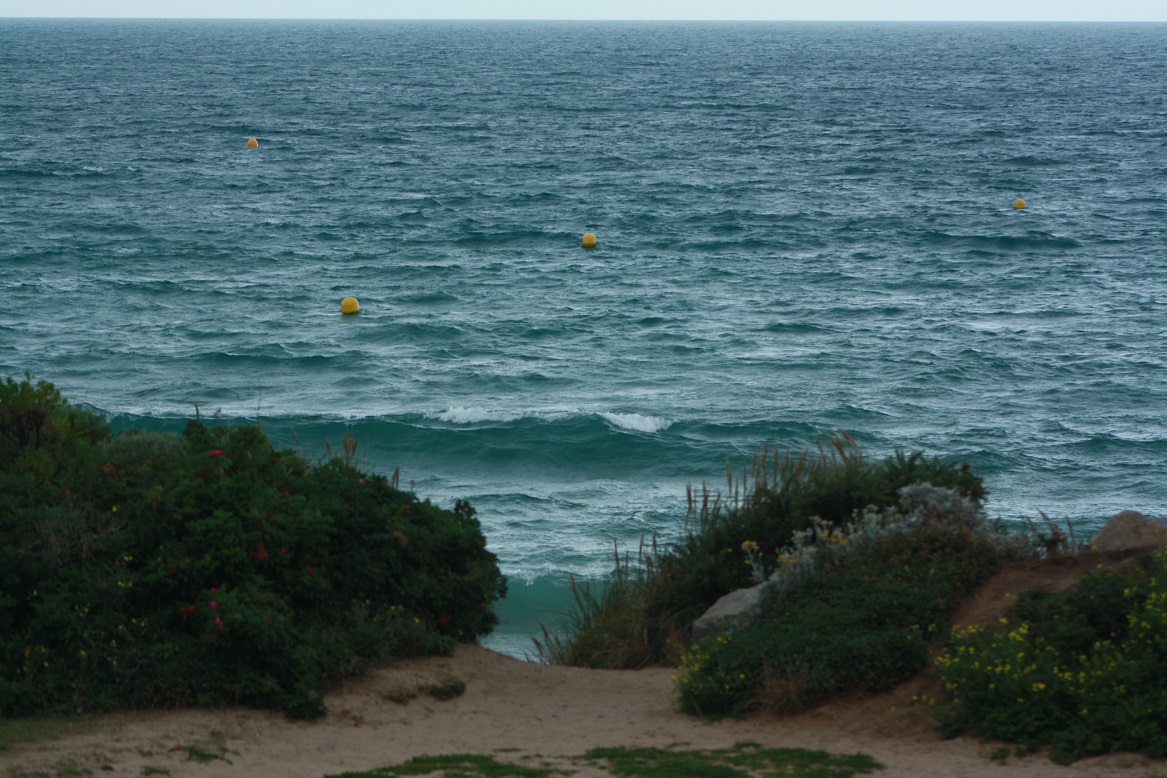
[3,15,1165,22]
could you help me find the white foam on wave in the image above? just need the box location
[599,412,671,434]
[431,406,522,424]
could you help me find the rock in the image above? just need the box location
[690,583,765,643]
[1089,510,1167,553]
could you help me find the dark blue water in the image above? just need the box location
[2,19,1166,657]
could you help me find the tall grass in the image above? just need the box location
[534,538,690,669]
[537,432,985,668]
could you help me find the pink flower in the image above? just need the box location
[214,616,222,627]
[210,587,217,594]
[358,478,365,485]
[209,600,219,610]
[209,449,224,458]
[281,546,288,555]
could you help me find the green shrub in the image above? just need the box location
[759,481,1017,609]
[0,373,109,459]
[539,434,986,669]
[675,523,1003,716]
[0,375,506,718]
[936,551,1167,763]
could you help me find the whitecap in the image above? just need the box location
[599,412,671,434]
[431,406,522,424]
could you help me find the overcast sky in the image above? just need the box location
[1,0,1165,21]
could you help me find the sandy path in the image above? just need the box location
[3,642,1161,778]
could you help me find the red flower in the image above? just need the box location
[179,605,199,620]
[209,600,219,610]
[209,449,224,458]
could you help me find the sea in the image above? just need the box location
[2,19,1166,659]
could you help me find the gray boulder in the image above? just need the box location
[1089,510,1167,553]
[690,583,765,643]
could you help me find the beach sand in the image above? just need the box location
[3,555,1163,778]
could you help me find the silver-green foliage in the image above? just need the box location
[758,483,1018,614]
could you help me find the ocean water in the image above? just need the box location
[2,19,1166,658]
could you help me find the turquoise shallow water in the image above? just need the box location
[2,19,1166,657]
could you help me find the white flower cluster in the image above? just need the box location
[755,483,1014,615]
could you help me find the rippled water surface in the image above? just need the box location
[2,20,1166,656]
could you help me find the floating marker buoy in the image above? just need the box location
[581,232,597,248]
[1013,198,1026,209]
[247,137,259,149]
[340,297,360,315]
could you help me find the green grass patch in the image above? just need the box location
[320,743,883,778]
[0,715,99,754]
[2,765,93,778]
[426,677,467,701]
[181,744,230,764]
[54,768,93,778]
[583,743,883,778]
[322,753,555,777]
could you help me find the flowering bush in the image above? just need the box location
[759,483,1017,611]
[676,444,986,611]
[0,376,506,718]
[675,520,1003,716]
[936,550,1167,762]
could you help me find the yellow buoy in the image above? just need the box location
[247,137,259,149]
[581,232,597,248]
[340,297,360,315]
[1013,198,1026,209]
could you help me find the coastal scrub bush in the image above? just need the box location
[759,481,1018,608]
[663,439,986,625]
[539,433,986,669]
[674,489,1005,716]
[0,375,506,718]
[936,550,1167,763]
